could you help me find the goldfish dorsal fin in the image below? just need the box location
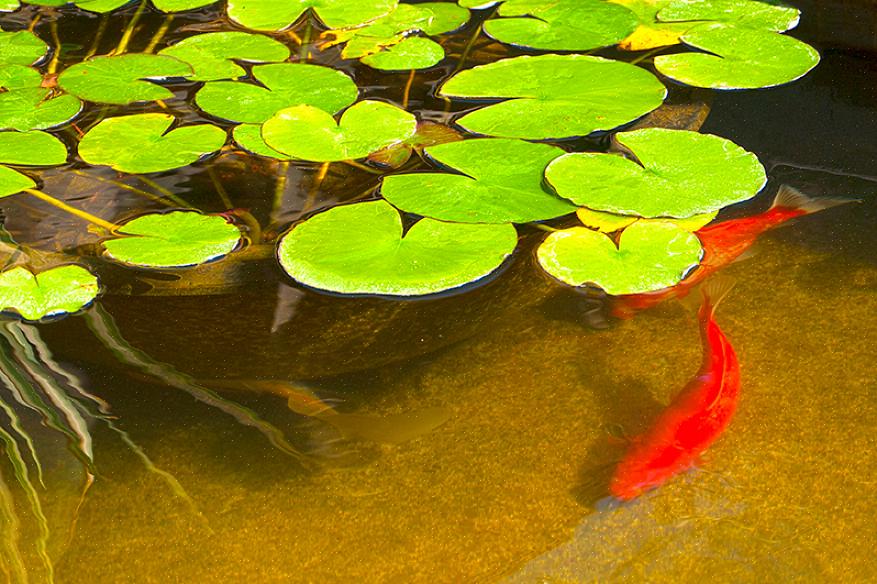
[701,276,736,316]
[771,184,860,214]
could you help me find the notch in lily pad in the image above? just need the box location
[103,211,243,269]
[158,31,290,82]
[0,265,100,321]
[277,200,518,296]
[58,54,193,105]
[537,221,703,295]
[545,128,766,218]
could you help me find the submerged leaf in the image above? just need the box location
[262,100,417,162]
[381,138,576,223]
[277,200,518,296]
[58,53,193,105]
[227,0,398,31]
[78,113,226,174]
[195,63,357,124]
[479,0,639,51]
[654,25,819,89]
[545,128,766,218]
[103,211,242,268]
[0,30,48,66]
[0,265,99,321]
[440,54,666,140]
[537,221,703,294]
[158,31,290,81]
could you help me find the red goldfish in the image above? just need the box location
[611,185,855,318]
[610,277,740,501]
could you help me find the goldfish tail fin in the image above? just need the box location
[700,276,736,317]
[771,184,860,214]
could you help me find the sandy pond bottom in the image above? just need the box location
[28,216,872,583]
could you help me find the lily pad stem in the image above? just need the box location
[270,161,289,225]
[341,160,383,175]
[299,21,312,61]
[47,18,62,75]
[232,210,262,244]
[302,162,330,213]
[531,223,558,233]
[113,0,148,55]
[135,175,192,208]
[22,189,121,232]
[630,47,665,66]
[402,69,416,109]
[206,166,233,209]
[144,15,174,54]
[85,14,109,59]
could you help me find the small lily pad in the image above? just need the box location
[654,25,820,89]
[440,54,666,140]
[545,128,766,218]
[262,100,417,162]
[58,53,193,105]
[576,207,716,232]
[195,63,357,124]
[0,66,82,131]
[78,113,226,174]
[0,30,48,66]
[477,0,639,51]
[537,221,703,294]
[158,32,290,81]
[277,199,518,296]
[103,211,242,268]
[360,37,446,71]
[227,0,397,31]
[0,265,99,321]
[0,130,68,165]
[381,138,576,224]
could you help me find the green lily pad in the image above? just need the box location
[0,130,68,166]
[33,0,132,13]
[440,54,667,140]
[0,65,82,131]
[277,199,518,296]
[0,30,48,66]
[610,0,693,50]
[545,128,766,218]
[658,0,800,32]
[58,54,193,105]
[360,37,446,70]
[103,211,242,268]
[152,0,216,12]
[537,221,703,294]
[0,64,42,88]
[227,0,397,31]
[0,1,21,12]
[476,0,639,51]
[576,206,716,232]
[0,265,100,321]
[0,164,35,198]
[654,25,820,89]
[78,113,226,174]
[381,138,576,224]
[262,100,417,162]
[195,63,357,124]
[232,124,289,159]
[158,32,290,81]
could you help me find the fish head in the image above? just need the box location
[609,456,677,501]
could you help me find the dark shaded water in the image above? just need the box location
[0,2,875,582]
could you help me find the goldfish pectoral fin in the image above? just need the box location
[326,407,452,445]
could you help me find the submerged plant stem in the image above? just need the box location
[402,69,416,109]
[342,160,383,175]
[70,170,178,207]
[299,21,312,61]
[47,19,62,74]
[144,14,174,53]
[270,160,290,226]
[303,162,330,213]
[22,189,120,232]
[135,176,192,208]
[207,166,234,209]
[85,14,109,59]
[630,47,666,66]
[113,0,148,55]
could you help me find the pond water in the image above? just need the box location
[1,2,876,582]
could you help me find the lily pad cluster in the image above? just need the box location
[0,0,821,314]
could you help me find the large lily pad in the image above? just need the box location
[78,113,226,174]
[359,36,446,71]
[0,30,48,66]
[545,128,766,218]
[658,0,800,32]
[654,25,819,89]
[103,211,242,268]
[439,54,667,140]
[0,265,100,321]
[537,221,703,294]
[262,100,417,162]
[277,200,518,296]
[381,138,576,224]
[471,0,639,51]
[195,63,357,124]
[58,54,193,105]
[158,32,290,81]
[227,0,397,31]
